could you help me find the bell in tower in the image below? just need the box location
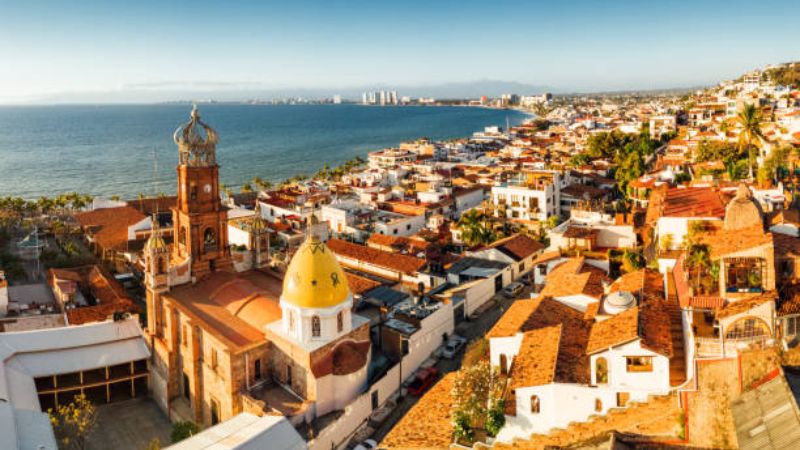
[171,106,231,278]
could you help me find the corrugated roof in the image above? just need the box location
[731,375,800,449]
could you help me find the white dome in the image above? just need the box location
[604,291,636,315]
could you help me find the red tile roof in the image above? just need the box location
[327,239,426,276]
[660,187,725,218]
[484,233,545,261]
[49,265,139,325]
[539,258,610,300]
[75,206,147,251]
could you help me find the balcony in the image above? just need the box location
[673,254,723,309]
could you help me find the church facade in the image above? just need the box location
[144,107,370,428]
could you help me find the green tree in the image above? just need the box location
[48,394,97,450]
[736,103,765,179]
[457,209,495,247]
[450,361,506,444]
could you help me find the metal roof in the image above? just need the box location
[731,374,800,449]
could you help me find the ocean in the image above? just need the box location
[0,104,527,199]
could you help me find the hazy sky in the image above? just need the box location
[2,0,799,103]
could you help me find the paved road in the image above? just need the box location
[368,288,525,446]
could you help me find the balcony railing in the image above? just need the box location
[696,335,773,358]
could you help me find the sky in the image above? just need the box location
[1,0,799,103]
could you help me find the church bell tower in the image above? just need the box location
[172,106,231,278]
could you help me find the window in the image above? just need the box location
[254,359,262,380]
[595,357,609,383]
[157,257,166,275]
[530,395,540,414]
[595,398,603,412]
[337,311,344,333]
[288,311,295,331]
[393,229,398,235]
[210,348,218,369]
[406,224,411,230]
[182,325,188,347]
[499,354,508,376]
[190,185,198,201]
[625,356,653,372]
[311,315,321,337]
[179,227,187,247]
[204,228,217,250]
[616,392,630,407]
[371,390,379,411]
[787,316,799,337]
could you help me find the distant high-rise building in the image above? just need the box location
[333,95,342,104]
[379,90,387,106]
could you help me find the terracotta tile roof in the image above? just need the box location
[128,196,178,215]
[327,238,426,275]
[345,271,382,295]
[509,326,561,390]
[311,339,371,378]
[661,187,725,218]
[49,265,139,325]
[562,226,599,239]
[716,292,777,319]
[487,300,541,338]
[587,299,673,357]
[164,269,283,351]
[696,224,771,258]
[489,297,591,384]
[539,258,610,300]
[532,251,561,265]
[485,233,545,261]
[75,206,147,251]
[561,183,607,200]
[381,372,456,449]
[609,269,664,302]
[586,307,639,355]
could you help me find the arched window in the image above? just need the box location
[499,354,508,376]
[311,315,321,337]
[595,357,608,384]
[725,316,771,340]
[337,311,344,333]
[530,395,540,414]
[204,228,217,250]
[179,227,187,247]
[288,311,295,331]
[157,257,166,275]
[595,398,603,412]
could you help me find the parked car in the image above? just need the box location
[502,281,525,297]
[407,367,439,396]
[442,335,467,359]
[353,439,378,450]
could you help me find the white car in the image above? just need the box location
[353,439,378,450]
[442,336,467,359]
[502,281,525,298]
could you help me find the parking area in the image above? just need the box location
[87,398,172,450]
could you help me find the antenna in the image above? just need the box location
[151,148,160,233]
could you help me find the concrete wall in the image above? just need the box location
[0,313,65,332]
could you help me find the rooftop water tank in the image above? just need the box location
[603,291,636,315]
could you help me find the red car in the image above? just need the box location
[407,367,439,396]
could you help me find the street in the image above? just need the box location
[368,288,524,446]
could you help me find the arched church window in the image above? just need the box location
[311,315,321,337]
[157,257,166,275]
[179,227,187,247]
[337,311,344,332]
[204,228,216,250]
[190,185,198,200]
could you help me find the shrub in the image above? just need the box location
[171,421,199,443]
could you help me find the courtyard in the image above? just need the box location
[87,398,172,450]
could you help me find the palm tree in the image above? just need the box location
[457,209,495,247]
[686,244,711,293]
[736,103,765,180]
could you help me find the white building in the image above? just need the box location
[490,270,684,443]
[491,172,561,222]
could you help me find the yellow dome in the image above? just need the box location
[282,236,350,309]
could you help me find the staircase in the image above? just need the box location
[665,295,687,387]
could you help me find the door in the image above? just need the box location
[494,275,503,293]
[182,373,190,399]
